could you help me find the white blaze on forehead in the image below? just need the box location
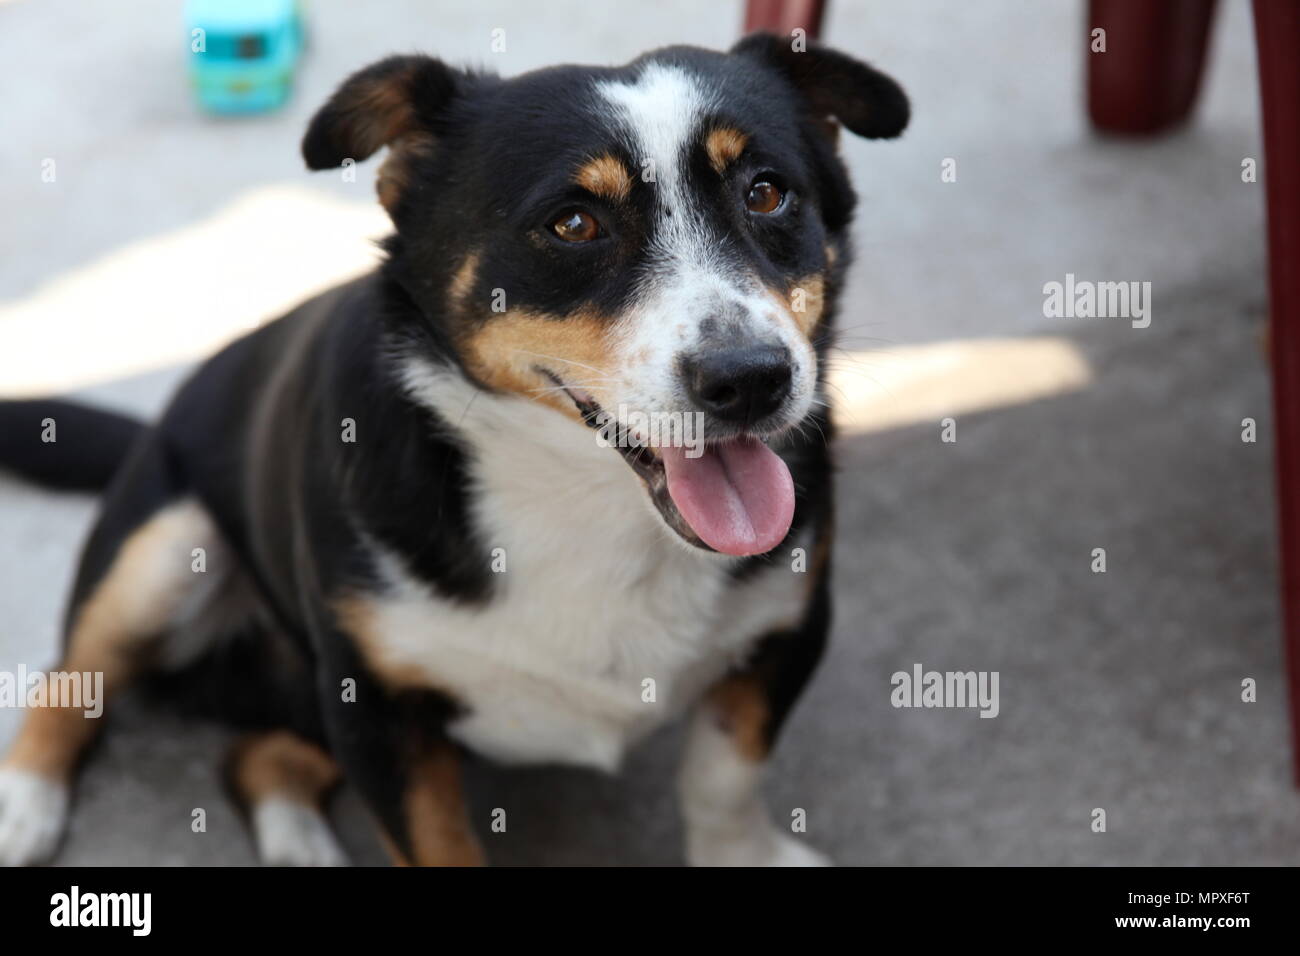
[593,63,817,430]
[596,63,717,271]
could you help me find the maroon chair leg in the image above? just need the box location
[743,0,826,40]
[1087,0,1218,134]
[1254,0,1300,785]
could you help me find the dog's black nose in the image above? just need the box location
[682,345,793,425]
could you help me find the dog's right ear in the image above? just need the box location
[302,55,464,213]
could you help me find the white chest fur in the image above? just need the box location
[365,364,810,770]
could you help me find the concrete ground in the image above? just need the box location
[2,0,1294,864]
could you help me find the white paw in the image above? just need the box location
[252,797,349,867]
[0,768,69,866]
[687,826,832,867]
[764,831,833,867]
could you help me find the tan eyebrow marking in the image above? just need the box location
[705,127,749,175]
[573,153,633,202]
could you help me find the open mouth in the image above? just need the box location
[538,370,796,557]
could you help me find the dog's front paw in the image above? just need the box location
[687,826,832,867]
[0,767,69,866]
[252,798,349,867]
[763,832,833,867]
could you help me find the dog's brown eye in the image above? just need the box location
[552,210,602,242]
[746,180,784,214]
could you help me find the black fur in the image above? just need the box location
[300,55,469,170]
[731,33,911,140]
[0,400,145,492]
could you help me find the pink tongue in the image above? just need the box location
[659,438,795,556]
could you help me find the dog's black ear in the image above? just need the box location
[302,55,461,168]
[302,55,467,214]
[731,33,909,140]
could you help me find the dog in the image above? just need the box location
[0,33,907,866]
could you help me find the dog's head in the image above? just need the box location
[303,35,907,557]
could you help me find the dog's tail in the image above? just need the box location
[0,399,147,493]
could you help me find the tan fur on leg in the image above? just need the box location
[1,500,215,782]
[387,741,484,867]
[229,731,348,867]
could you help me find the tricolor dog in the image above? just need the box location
[0,34,907,866]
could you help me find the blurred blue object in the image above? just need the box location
[186,0,304,114]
